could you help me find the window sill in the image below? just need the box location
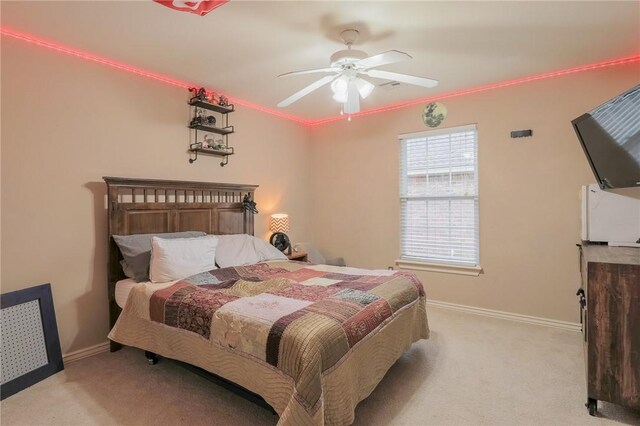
[395,259,483,276]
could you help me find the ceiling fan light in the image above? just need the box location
[333,91,348,103]
[330,76,349,95]
[356,78,375,99]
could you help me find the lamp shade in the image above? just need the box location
[270,213,289,233]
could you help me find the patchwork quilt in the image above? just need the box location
[111,260,429,425]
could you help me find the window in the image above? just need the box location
[399,124,479,269]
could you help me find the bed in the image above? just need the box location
[104,177,429,426]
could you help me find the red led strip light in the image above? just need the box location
[2,26,638,127]
[0,26,312,125]
[310,54,640,126]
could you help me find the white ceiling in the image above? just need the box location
[2,1,639,120]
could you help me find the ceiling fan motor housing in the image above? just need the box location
[330,49,368,67]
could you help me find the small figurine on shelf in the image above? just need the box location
[214,139,225,150]
[207,92,215,104]
[189,87,208,102]
[190,109,216,127]
[190,109,203,126]
[190,116,200,127]
[218,95,228,107]
[202,135,214,149]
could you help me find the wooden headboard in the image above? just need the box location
[103,176,258,350]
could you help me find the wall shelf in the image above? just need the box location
[188,143,234,166]
[188,99,235,114]
[187,89,235,167]
[187,123,234,136]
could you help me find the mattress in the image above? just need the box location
[115,278,140,308]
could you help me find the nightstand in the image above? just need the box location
[287,252,308,261]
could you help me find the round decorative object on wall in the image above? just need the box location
[423,102,448,127]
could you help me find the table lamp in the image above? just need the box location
[269,213,291,254]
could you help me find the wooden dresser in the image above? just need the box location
[578,244,640,415]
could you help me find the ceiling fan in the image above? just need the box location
[277,29,438,115]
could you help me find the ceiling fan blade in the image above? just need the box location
[344,80,360,114]
[278,67,340,77]
[364,69,439,88]
[355,50,412,70]
[277,74,339,108]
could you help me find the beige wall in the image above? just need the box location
[310,64,640,323]
[2,35,638,356]
[1,38,312,354]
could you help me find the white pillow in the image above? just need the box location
[216,234,287,268]
[149,235,218,283]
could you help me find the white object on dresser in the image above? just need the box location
[581,184,640,247]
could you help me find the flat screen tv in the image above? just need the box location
[572,84,640,189]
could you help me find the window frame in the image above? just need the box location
[396,124,482,276]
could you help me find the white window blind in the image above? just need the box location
[399,124,479,266]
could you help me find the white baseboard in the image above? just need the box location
[426,299,581,332]
[63,341,111,364]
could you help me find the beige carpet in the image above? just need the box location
[2,306,639,426]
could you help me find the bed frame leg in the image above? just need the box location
[110,340,122,352]
[145,351,158,365]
